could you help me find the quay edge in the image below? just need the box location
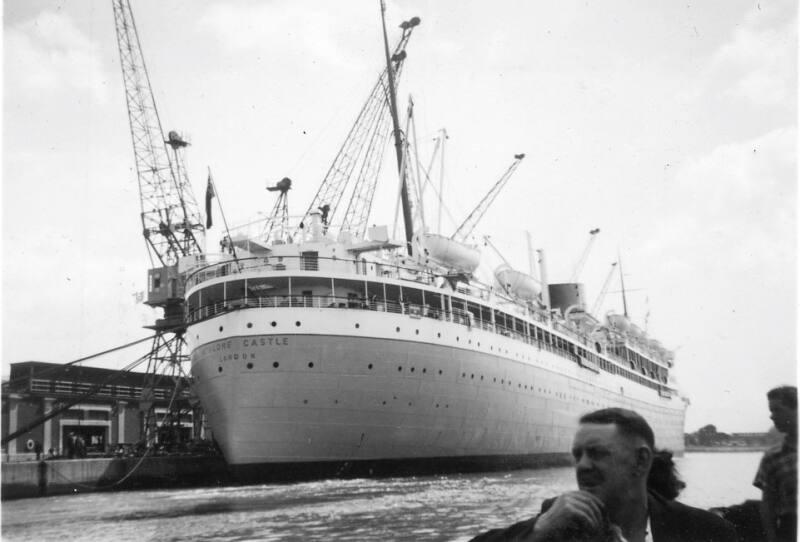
[1,455,230,501]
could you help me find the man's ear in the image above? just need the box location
[634,445,653,476]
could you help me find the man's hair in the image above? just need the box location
[767,386,797,409]
[579,408,655,449]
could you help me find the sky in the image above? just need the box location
[2,0,797,434]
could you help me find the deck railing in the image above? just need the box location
[185,255,438,290]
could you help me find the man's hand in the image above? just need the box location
[532,491,608,540]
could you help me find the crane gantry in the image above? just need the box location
[113,0,204,271]
[113,0,201,445]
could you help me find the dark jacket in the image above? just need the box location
[470,491,738,542]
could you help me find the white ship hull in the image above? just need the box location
[189,303,685,475]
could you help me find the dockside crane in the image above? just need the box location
[569,228,600,282]
[263,177,292,243]
[450,153,525,242]
[113,0,204,446]
[295,15,420,242]
[591,261,618,317]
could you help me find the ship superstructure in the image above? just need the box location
[183,212,685,476]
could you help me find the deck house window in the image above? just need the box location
[301,251,318,271]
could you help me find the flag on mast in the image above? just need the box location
[205,170,215,228]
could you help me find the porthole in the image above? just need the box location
[477,342,480,347]
[355,323,360,329]
[368,363,373,369]
[415,329,419,335]
[219,326,224,332]
[247,322,253,328]
[271,321,277,327]
[296,321,301,327]
[273,362,279,368]
[471,374,474,379]
[308,362,314,368]
[334,399,339,404]
[462,372,466,378]
[438,370,443,375]
[398,366,403,372]
[396,327,401,332]
[218,367,222,373]
[303,399,308,404]
[382,401,387,405]
[456,337,460,342]
[422,368,427,373]
[410,367,415,373]
[246,362,253,369]
[437,332,441,338]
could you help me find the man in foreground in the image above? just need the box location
[754,386,797,542]
[470,408,737,541]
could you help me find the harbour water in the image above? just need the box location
[2,452,763,541]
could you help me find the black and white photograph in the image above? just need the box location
[2,1,796,540]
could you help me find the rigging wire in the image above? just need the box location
[1,345,158,446]
[2,333,158,391]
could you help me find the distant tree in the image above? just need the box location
[696,424,719,446]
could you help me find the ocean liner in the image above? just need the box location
[183,7,686,479]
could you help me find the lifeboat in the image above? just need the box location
[494,264,539,301]
[417,233,481,274]
[606,313,630,332]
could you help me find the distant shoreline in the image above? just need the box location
[685,446,769,453]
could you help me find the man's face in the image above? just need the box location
[769,399,797,434]
[571,423,641,507]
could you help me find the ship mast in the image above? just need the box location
[618,251,630,318]
[380,0,415,255]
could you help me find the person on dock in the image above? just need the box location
[754,385,797,542]
[470,408,737,542]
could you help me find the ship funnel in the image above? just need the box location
[548,283,587,315]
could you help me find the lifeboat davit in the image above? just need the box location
[494,264,539,301]
[417,233,481,274]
